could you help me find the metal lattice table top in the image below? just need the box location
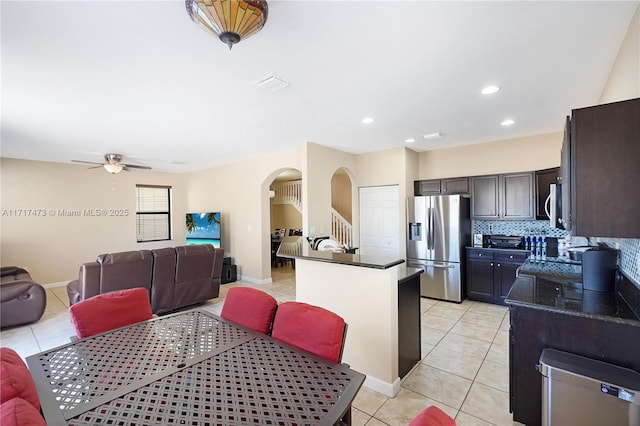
[69,337,356,425]
[28,310,365,426]
[29,311,249,415]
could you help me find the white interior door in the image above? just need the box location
[359,185,400,258]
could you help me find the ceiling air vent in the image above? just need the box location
[251,74,289,93]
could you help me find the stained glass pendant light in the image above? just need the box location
[186,0,268,49]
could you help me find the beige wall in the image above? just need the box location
[331,170,352,222]
[304,143,357,239]
[270,203,302,233]
[418,132,562,179]
[599,4,640,104]
[185,147,302,283]
[0,158,187,284]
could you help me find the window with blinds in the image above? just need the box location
[136,185,171,242]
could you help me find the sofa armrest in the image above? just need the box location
[0,280,38,303]
[76,262,101,300]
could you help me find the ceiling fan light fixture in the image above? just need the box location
[186,0,268,49]
[104,163,124,174]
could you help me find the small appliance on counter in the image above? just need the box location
[582,248,618,292]
[473,233,483,247]
[486,235,524,249]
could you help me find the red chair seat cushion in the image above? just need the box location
[69,287,153,339]
[271,302,345,363]
[0,348,40,411]
[0,398,46,426]
[221,287,278,334]
[409,406,456,426]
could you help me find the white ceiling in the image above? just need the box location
[1,1,637,173]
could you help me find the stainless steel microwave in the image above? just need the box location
[547,183,565,229]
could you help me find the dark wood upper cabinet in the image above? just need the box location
[471,173,534,220]
[570,97,640,238]
[414,177,469,196]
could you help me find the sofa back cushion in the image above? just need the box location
[0,348,40,410]
[68,287,153,339]
[173,245,216,308]
[150,248,177,314]
[97,250,153,294]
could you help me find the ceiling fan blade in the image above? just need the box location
[88,165,103,169]
[122,164,152,170]
[71,160,104,165]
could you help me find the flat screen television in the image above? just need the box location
[186,212,221,248]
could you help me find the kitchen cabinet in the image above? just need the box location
[567,97,640,238]
[470,172,534,220]
[414,177,469,195]
[507,273,640,425]
[534,167,559,220]
[466,248,528,305]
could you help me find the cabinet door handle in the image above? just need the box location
[497,263,501,267]
[490,262,494,267]
[478,253,482,257]
[509,255,514,259]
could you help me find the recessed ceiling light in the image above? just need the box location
[423,132,443,140]
[362,117,374,124]
[501,119,515,126]
[405,138,415,143]
[481,85,501,95]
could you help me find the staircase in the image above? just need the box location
[271,181,302,212]
[271,180,353,248]
[331,208,353,248]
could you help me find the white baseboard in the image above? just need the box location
[238,275,272,285]
[362,375,401,397]
[43,281,70,289]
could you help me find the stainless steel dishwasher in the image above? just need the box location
[539,348,640,426]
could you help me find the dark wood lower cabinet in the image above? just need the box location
[466,248,527,304]
[509,305,640,426]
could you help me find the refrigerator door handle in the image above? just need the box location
[428,263,455,269]
[427,207,434,250]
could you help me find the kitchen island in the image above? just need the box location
[506,259,640,426]
[277,237,422,397]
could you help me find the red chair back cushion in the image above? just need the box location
[0,398,46,426]
[221,287,278,334]
[0,348,40,410]
[271,302,345,363]
[409,406,456,426]
[69,287,153,339]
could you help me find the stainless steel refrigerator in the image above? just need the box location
[407,195,471,302]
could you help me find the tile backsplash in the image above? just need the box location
[474,220,569,238]
[474,220,640,287]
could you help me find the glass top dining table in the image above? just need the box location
[26,309,365,425]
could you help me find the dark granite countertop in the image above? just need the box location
[277,236,404,270]
[506,259,640,327]
[398,266,423,282]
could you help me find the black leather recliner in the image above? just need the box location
[0,266,47,329]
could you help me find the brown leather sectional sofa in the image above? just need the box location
[66,244,224,315]
[0,266,47,328]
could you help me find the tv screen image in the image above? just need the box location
[186,212,221,248]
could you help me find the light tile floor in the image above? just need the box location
[0,265,523,426]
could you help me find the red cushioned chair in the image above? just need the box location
[409,406,456,426]
[0,398,46,426]
[0,348,40,411]
[271,301,347,364]
[271,302,349,422]
[68,287,153,339]
[220,287,278,334]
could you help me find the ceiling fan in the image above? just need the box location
[71,153,152,174]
